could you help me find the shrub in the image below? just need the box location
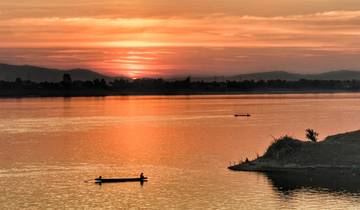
[263,135,303,160]
[306,129,319,142]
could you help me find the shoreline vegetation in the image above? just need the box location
[229,130,360,173]
[2,73,360,98]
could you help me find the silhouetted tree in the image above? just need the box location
[92,79,107,89]
[182,76,191,89]
[306,129,319,142]
[15,77,22,84]
[3,76,360,97]
[100,79,107,88]
[62,73,72,88]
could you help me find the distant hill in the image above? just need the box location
[311,70,360,80]
[229,71,305,81]
[2,63,360,82]
[0,63,116,82]
[203,70,360,81]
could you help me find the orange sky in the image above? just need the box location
[2,0,360,77]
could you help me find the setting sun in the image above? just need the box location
[127,70,140,79]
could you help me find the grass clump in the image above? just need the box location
[262,135,304,160]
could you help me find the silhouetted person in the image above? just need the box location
[140,172,144,179]
[98,176,102,179]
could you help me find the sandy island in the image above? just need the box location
[229,130,360,172]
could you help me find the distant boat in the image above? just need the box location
[95,177,148,183]
[234,114,251,117]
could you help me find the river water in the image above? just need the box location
[1,94,360,209]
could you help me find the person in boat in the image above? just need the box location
[140,172,144,179]
[98,176,102,179]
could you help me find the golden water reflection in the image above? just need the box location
[1,94,360,209]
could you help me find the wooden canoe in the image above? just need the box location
[95,177,148,183]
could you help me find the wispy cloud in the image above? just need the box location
[2,11,360,50]
[2,9,360,76]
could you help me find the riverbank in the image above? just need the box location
[0,88,358,98]
[229,130,360,172]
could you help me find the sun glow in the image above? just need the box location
[120,63,149,79]
[112,50,160,78]
[127,71,139,79]
[125,63,147,70]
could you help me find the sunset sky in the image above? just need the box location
[2,0,360,78]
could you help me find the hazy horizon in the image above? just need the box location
[3,62,360,79]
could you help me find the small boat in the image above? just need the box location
[234,113,251,117]
[95,177,148,183]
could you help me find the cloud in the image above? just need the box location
[2,10,360,50]
[2,0,360,19]
[2,10,360,76]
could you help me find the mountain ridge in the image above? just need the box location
[227,69,360,80]
[1,63,360,82]
[0,63,116,82]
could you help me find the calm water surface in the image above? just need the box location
[1,94,360,209]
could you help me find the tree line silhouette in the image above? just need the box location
[1,73,360,97]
